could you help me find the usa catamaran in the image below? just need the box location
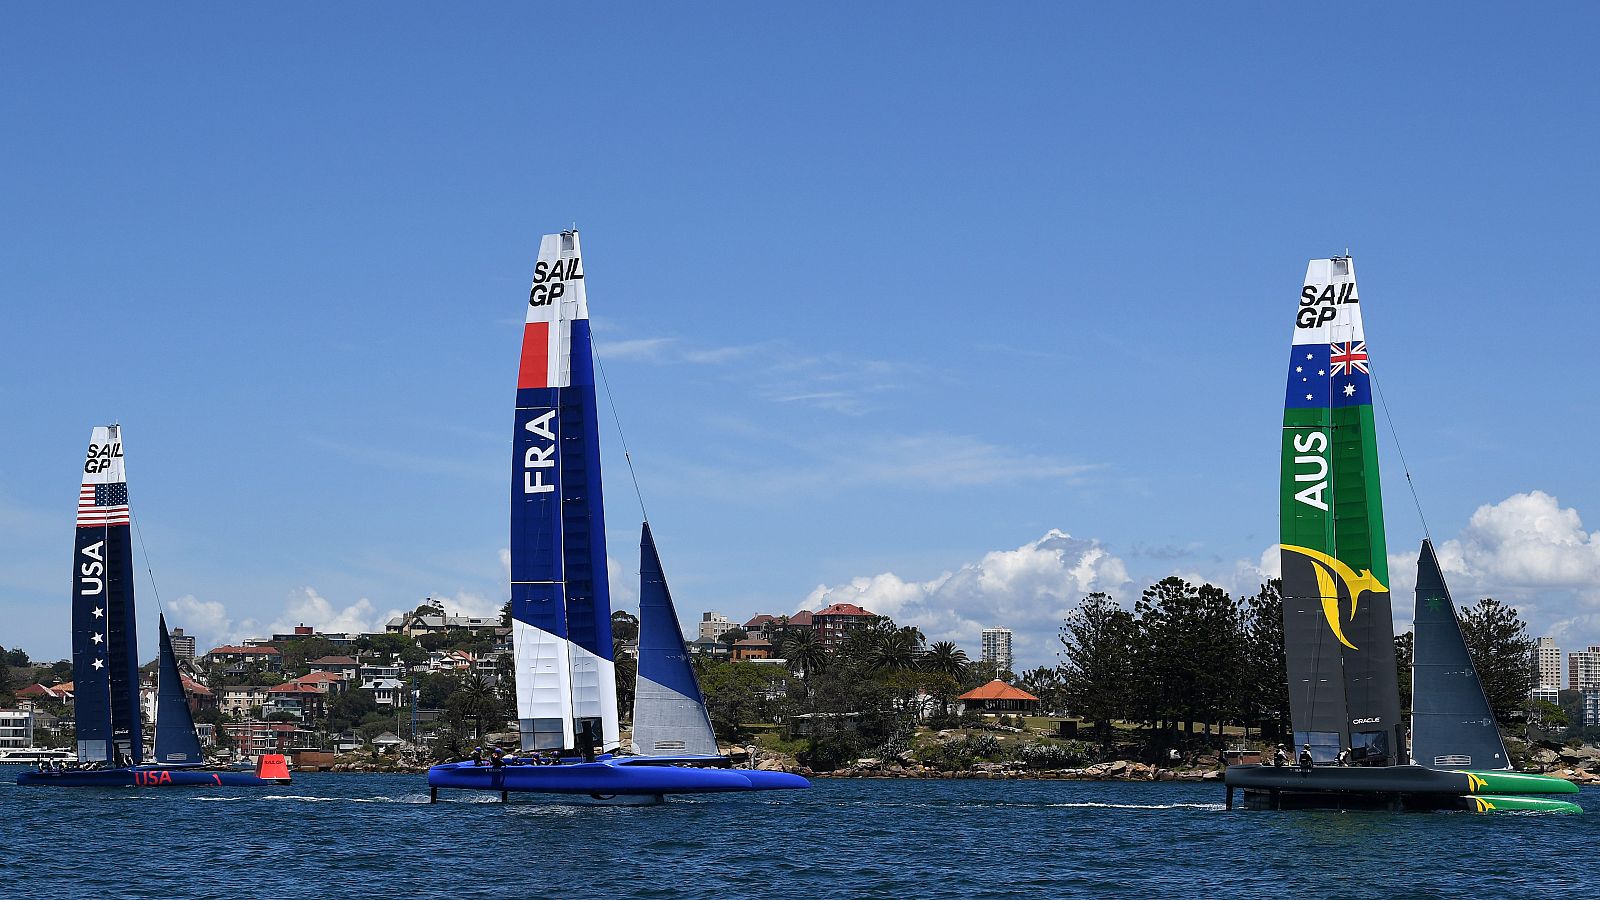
[1223,258,1577,813]
[426,231,807,800]
[17,426,289,788]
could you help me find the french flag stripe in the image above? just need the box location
[517,322,550,389]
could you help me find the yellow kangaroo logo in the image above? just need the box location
[1470,796,1495,812]
[1281,545,1388,650]
[1463,772,1487,793]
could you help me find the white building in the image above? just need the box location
[981,627,1014,675]
[0,709,33,749]
[1568,646,1600,691]
[1584,689,1600,727]
[168,627,197,661]
[698,612,733,642]
[1534,636,1561,692]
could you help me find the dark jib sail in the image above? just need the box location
[633,522,719,757]
[154,614,204,766]
[1410,539,1509,769]
[72,425,142,766]
[1279,258,1402,764]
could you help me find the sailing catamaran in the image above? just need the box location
[18,425,289,788]
[1223,258,1578,812]
[426,231,807,799]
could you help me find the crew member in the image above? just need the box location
[1272,744,1289,767]
[1298,743,1314,772]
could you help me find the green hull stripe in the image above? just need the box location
[1458,769,1581,795]
[1466,794,1583,814]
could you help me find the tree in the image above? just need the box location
[613,638,637,721]
[611,611,639,643]
[783,630,828,685]
[1241,580,1288,736]
[1394,631,1414,719]
[447,673,503,740]
[922,641,970,682]
[1017,666,1067,716]
[1059,592,1138,753]
[1459,597,1535,724]
[1135,578,1244,737]
[4,647,30,667]
[0,650,12,701]
[865,628,921,674]
[717,627,749,647]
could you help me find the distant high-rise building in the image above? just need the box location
[698,611,733,642]
[1585,690,1600,728]
[981,627,1014,675]
[1569,646,1600,691]
[169,627,196,661]
[1535,636,1561,691]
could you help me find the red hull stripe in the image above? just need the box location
[517,322,550,389]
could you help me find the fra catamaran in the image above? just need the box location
[18,426,289,788]
[426,231,807,800]
[1223,258,1578,813]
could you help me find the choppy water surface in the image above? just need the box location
[0,772,1593,898]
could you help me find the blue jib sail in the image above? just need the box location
[632,522,719,757]
[154,614,203,767]
[1410,539,1510,769]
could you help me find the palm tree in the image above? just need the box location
[923,641,970,681]
[783,630,828,686]
[866,629,921,674]
[456,673,498,740]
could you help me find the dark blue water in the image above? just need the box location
[0,771,1593,898]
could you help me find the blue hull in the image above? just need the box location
[427,756,810,796]
[16,766,285,787]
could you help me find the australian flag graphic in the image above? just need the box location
[1286,342,1373,410]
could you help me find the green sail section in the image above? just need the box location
[1279,257,1402,764]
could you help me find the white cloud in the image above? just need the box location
[801,530,1130,671]
[166,594,234,651]
[1386,491,1600,644]
[269,587,402,638]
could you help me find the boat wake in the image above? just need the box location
[1044,801,1225,811]
[191,794,435,804]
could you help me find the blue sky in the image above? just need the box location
[3,4,1598,670]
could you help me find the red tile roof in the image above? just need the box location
[815,603,876,618]
[181,675,213,696]
[733,638,773,647]
[957,679,1041,703]
[293,671,345,684]
[744,614,777,628]
[267,683,323,695]
[786,610,814,626]
[308,656,357,665]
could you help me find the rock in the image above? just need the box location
[1156,769,1177,782]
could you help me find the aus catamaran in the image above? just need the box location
[1223,258,1578,813]
[18,425,289,788]
[426,231,807,800]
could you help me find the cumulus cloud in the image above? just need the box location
[801,530,1130,671]
[269,587,402,637]
[1387,491,1600,643]
[166,594,235,650]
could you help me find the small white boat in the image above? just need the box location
[0,748,78,767]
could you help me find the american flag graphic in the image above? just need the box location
[78,482,130,527]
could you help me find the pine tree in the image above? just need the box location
[1059,592,1137,754]
[1458,598,1534,724]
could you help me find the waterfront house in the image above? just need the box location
[205,645,283,674]
[265,683,327,720]
[957,680,1041,715]
[371,731,405,753]
[731,638,774,661]
[306,655,359,680]
[288,671,347,695]
[14,683,73,703]
[0,709,34,749]
[219,685,272,718]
